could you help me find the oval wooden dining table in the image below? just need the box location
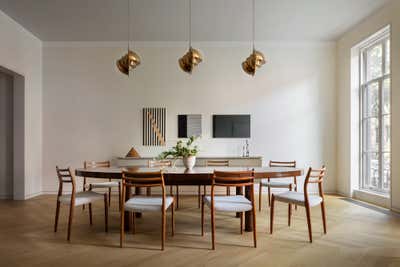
[75,166,303,232]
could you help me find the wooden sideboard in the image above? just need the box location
[115,156,263,167]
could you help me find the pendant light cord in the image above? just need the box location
[252,0,255,51]
[128,0,130,51]
[189,0,192,48]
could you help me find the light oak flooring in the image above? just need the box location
[1,194,400,267]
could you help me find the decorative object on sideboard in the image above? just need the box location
[143,108,166,146]
[158,136,199,169]
[242,140,250,157]
[116,0,141,76]
[178,114,202,138]
[242,0,266,76]
[179,0,203,74]
[125,147,141,158]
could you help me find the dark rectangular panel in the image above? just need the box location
[213,115,251,138]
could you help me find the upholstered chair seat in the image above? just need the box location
[260,179,296,188]
[59,191,105,206]
[89,181,119,189]
[204,195,252,212]
[124,196,174,212]
[273,191,323,207]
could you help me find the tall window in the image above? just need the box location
[360,27,391,195]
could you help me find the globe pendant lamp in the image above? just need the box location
[179,0,202,74]
[242,0,265,76]
[116,0,141,76]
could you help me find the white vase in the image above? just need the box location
[183,156,196,169]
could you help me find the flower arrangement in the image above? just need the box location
[158,136,199,159]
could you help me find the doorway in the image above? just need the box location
[0,71,13,199]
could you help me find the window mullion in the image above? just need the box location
[378,79,383,190]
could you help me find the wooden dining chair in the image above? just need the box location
[83,160,121,210]
[259,161,297,211]
[203,160,230,207]
[148,160,177,207]
[54,166,108,241]
[270,166,327,243]
[201,170,256,250]
[120,170,175,250]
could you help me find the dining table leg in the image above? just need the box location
[244,185,253,232]
[236,187,243,218]
[124,187,143,231]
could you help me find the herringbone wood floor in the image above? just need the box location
[1,194,400,267]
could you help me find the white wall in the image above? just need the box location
[336,0,400,210]
[0,10,42,199]
[42,41,336,193]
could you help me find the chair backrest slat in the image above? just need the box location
[304,166,326,202]
[213,170,254,187]
[122,171,164,188]
[56,166,76,197]
[269,160,296,168]
[148,160,172,168]
[84,160,110,168]
[206,160,229,167]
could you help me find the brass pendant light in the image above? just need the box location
[116,0,141,76]
[179,0,203,74]
[242,0,265,76]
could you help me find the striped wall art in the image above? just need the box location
[143,107,166,146]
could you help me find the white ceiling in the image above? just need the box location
[0,0,390,42]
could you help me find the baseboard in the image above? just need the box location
[0,194,13,200]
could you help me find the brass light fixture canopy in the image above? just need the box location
[116,50,141,76]
[242,49,266,76]
[179,47,203,74]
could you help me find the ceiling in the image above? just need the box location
[0,0,390,42]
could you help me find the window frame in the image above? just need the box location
[359,28,391,195]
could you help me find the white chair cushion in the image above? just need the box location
[260,179,295,188]
[59,191,104,206]
[89,181,119,188]
[273,191,323,207]
[124,196,174,212]
[204,195,253,212]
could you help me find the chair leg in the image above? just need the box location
[67,204,74,241]
[120,205,125,248]
[267,186,271,207]
[146,187,151,196]
[82,178,86,210]
[258,183,262,211]
[171,201,175,236]
[54,201,60,232]
[118,183,121,211]
[108,188,111,207]
[198,186,201,208]
[161,210,166,251]
[270,194,275,234]
[226,187,230,196]
[89,203,93,225]
[201,195,205,236]
[321,201,327,234]
[252,206,257,248]
[132,212,136,234]
[176,186,179,209]
[211,206,216,250]
[240,212,243,235]
[288,203,292,226]
[104,194,108,233]
[305,204,312,243]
